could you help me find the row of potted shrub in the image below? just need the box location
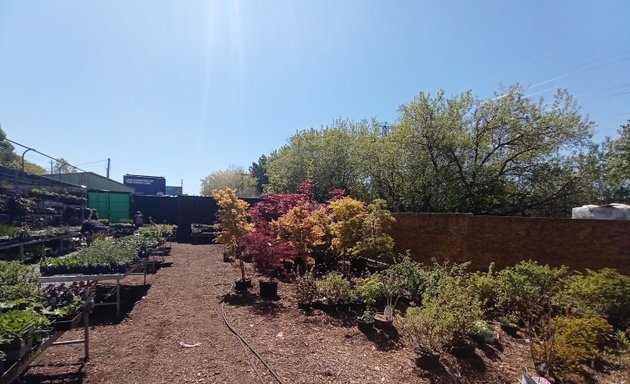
[211,184,630,382]
[40,237,139,276]
[295,256,630,380]
[0,225,80,244]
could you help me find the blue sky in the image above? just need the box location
[1,1,629,195]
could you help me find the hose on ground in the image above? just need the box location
[220,301,285,384]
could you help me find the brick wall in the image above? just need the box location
[390,213,630,275]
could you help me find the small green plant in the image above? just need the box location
[358,308,374,322]
[355,273,386,309]
[0,224,20,238]
[315,273,357,304]
[0,309,50,341]
[470,320,493,340]
[0,261,40,305]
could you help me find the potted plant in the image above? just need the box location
[245,233,294,300]
[373,266,406,327]
[315,273,357,312]
[357,309,375,332]
[294,274,317,310]
[271,200,329,276]
[211,189,255,292]
[397,306,445,370]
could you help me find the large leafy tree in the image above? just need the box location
[266,119,370,201]
[397,85,593,215]
[200,166,257,197]
[264,85,595,216]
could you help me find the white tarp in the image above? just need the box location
[571,203,630,221]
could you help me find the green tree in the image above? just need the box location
[249,155,269,195]
[601,122,630,201]
[266,119,369,201]
[52,158,77,174]
[200,166,257,197]
[0,127,46,174]
[397,85,593,216]
[263,85,595,216]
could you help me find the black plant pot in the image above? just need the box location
[373,313,393,329]
[415,351,441,370]
[357,317,374,333]
[446,339,477,358]
[259,280,278,299]
[235,279,252,292]
[297,302,312,311]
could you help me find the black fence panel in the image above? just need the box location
[132,195,179,225]
[176,196,218,243]
[131,195,260,243]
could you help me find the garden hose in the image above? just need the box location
[212,283,285,384]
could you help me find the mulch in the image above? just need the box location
[19,244,624,384]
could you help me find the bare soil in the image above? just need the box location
[20,244,626,384]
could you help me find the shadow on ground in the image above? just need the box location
[21,362,86,384]
[359,325,401,351]
[89,284,151,325]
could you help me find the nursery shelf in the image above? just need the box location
[0,233,80,260]
[38,260,148,317]
[0,299,92,384]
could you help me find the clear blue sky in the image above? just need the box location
[1,1,629,195]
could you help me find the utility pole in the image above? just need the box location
[107,158,110,179]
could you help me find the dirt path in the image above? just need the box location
[21,243,621,384]
[25,244,259,384]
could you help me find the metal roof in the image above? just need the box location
[44,172,135,193]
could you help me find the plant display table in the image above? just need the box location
[0,298,92,384]
[38,260,145,317]
[0,232,80,260]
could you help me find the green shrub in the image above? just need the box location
[355,273,385,308]
[469,263,499,317]
[551,316,613,378]
[421,259,470,302]
[294,274,317,305]
[398,276,482,353]
[556,268,630,327]
[315,273,357,304]
[495,260,567,324]
[387,252,426,300]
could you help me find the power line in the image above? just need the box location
[3,135,89,173]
